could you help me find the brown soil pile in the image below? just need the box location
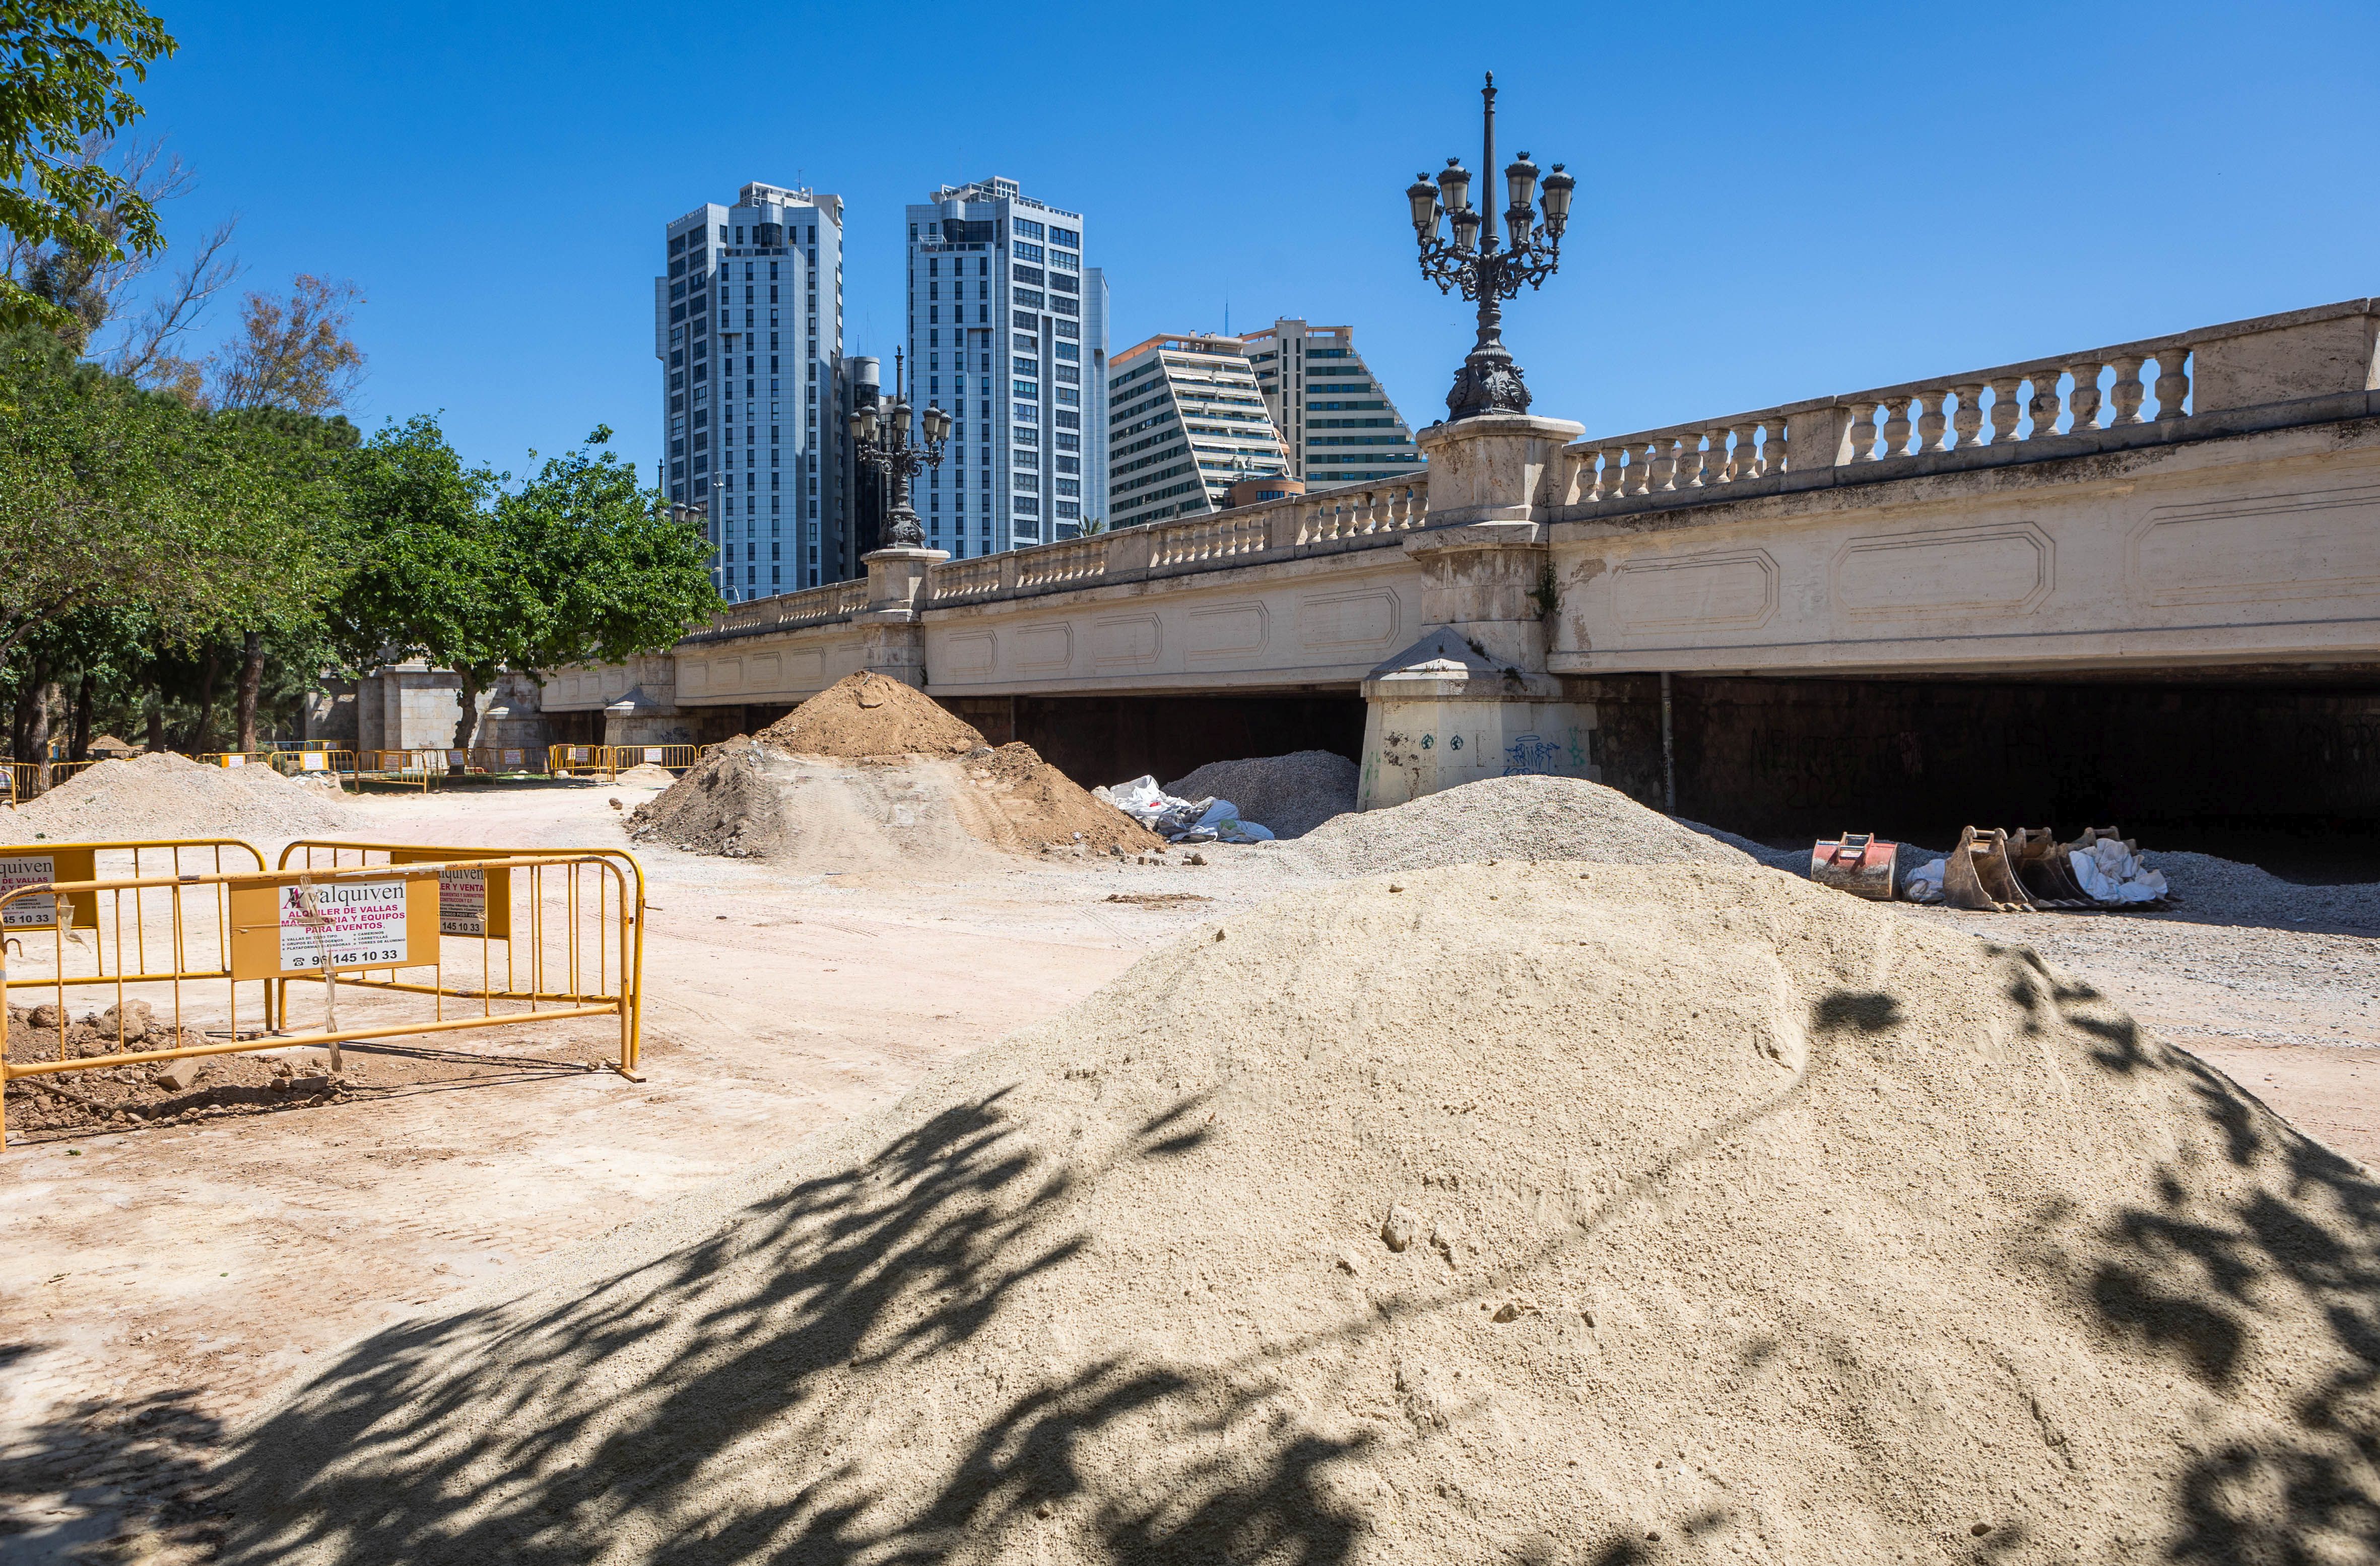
[625,737,784,859]
[223,860,2380,1562]
[959,741,1162,855]
[630,734,1156,864]
[0,752,363,844]
[758,671,984,759]
[4,1001,355,1137]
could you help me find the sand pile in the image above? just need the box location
[219,861,2380,1562]
[1288,773,1759,878]
[1162,749,1357,839]
[612,762,677,788]
[965,742,1162,855]
[759,670,984,759]
[625,737,785,859]
[0,753,362,844]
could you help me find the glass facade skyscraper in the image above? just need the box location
[656,182,846,602]
[904,177,1109,556]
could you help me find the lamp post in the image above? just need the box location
[848,349,951,551]
[1407,72,1574,421]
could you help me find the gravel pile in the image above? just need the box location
[1287,773,1759,877]
[0,753,363,844]
[1160,749,1357,839]
[220,861,2380,1562]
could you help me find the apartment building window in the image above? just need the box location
[1050,226,1078,248]
[1011,355,1037,377]
[1013,379,1038,399]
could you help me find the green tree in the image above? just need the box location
[0,2,177,334]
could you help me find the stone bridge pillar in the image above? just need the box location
[1358,413,1598,811]
[602,652,690,746]
[857,546,949,688]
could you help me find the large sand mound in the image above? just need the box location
[0,752,362,844]
[218,862,2380,1562]
[1287,773,1757,877]
[759,670,985,759]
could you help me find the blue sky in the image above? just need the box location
[128,1,2379,482]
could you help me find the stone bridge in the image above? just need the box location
[546,297,2380,836]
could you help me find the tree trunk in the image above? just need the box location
[235,630,265,752]
[145,689,165,752]
[10,655,43,763]
[453,669,483,768]
[188,647,221,755]
[30,679,56,793]
[69,670,94,761]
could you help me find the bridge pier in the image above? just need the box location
[856,546,948,689]
[1358,413,1603,810]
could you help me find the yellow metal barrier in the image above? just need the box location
[2,761,34,803]
[278,838,646,1069]
[548,744,609,779]
[611,744,703,774]
[2,838,273,1030]
[46,758,103,785]
[350,749,442,792]
[272,749,355,780]
[2,847,643,1148]
[197,752,265,769]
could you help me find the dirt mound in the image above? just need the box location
[221,862,2380,1563]
[630,737,1156,866]
[612,762,677,788]
[1161,749,1357,839]
[0,753,363,844]
[625,737,784,859]
[1287,772,1757,877]
[963,742,1162,855]
[5,1003,357,1137]
[759,671,984,759]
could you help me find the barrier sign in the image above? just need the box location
[223,754,246,768]
[501,748,525,767]
[0,850,97,930]
[299,753,327,771]
[389,847,511,939]
[230,875,437,979]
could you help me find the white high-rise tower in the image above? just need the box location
[656,182,846,602]
[903,177,1108,556]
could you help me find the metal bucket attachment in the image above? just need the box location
[2011,826,2096,908]
[1810,832,1899,900]
[1942,826,2036,912]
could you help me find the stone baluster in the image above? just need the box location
[1758,420,1782,475]
[2067,361,2105,432]
[2108,355,2147,425]
[1583,448,1611,501]
[1949,384,1985,448]
[1717,426,1746,482]
[1645,438,1676,492]
[2025,372,2065,440]
[1609,438,1647,495]
[1677,435,1706,489]
[1880,397,1913,458]
[1914,392,1947,453]
[1987,377,2022,444]
[1847,401,1880,462]
[2155,348,2191,420]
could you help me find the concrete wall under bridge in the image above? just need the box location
[537,296,2380,845]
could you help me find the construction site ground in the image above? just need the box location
[3,775,2375,1560]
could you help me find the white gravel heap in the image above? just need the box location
[1286,772,1760,877]
[0,753,364,844]
[1159,750,1357,840]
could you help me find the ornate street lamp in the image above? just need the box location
[1408,72,1574,421]
[848,350,951,550]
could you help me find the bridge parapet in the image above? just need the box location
[1557,296,2377,516]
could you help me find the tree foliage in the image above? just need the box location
[0,1,176,334]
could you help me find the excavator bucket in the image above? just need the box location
[1942,825,2035,912]
[2011,826,2095,908]
[1810,832,1899,899]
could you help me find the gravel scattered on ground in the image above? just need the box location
[1286,773,1757,877]
[758,671,984,758]
[1160,749,1358,839]
[218,859,2380,1563]
[0,753,363,844]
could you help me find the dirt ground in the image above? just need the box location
[2,778,2374,1560]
